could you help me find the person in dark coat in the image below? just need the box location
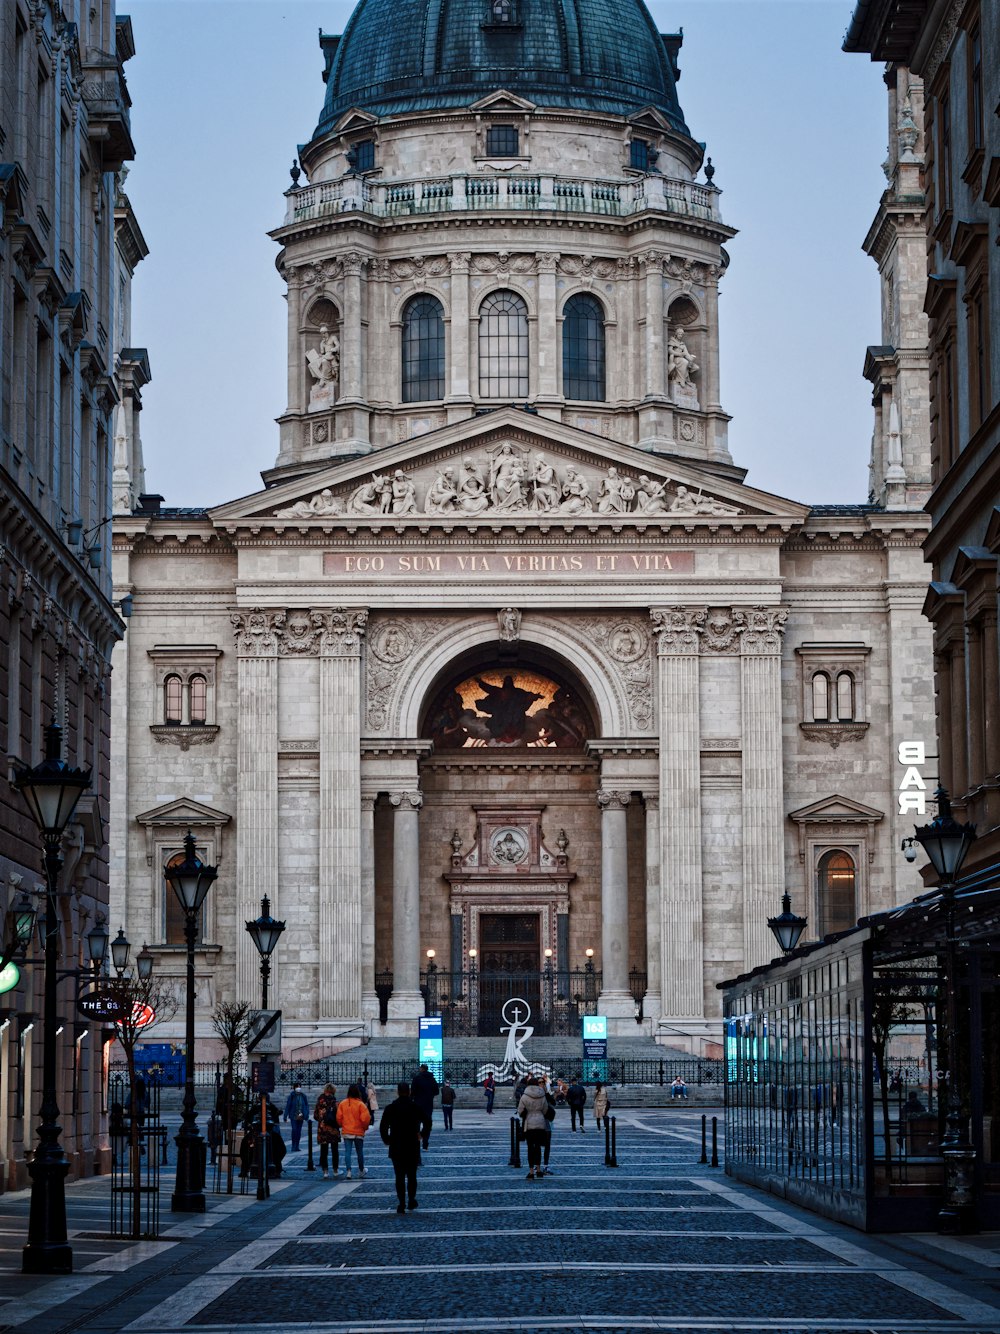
[380,1081,424,1213]
[410,1064,440,1150]
[441,1077,456,1130]
[566,1077,587,1131]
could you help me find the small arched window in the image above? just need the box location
[836,672,855,722]
[164,848,205,945]
[402,295,445,403]
[189,675,208,726]
[164,675,183,726]
[811,672,830,722]
[817,850,856,938]
[479,290,529,398]
[562,293,606,401]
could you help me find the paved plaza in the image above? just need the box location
[2,1108,1000,1333]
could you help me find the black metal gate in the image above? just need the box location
[109,1072,163,1239]
[421,966,607,1036]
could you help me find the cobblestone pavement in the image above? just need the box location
[3,1108,1000,1332]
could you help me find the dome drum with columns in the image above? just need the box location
[111,0,934,1056]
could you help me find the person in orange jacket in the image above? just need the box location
[336,1084,372,1178]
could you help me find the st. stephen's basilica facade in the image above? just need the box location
[111,0,934,1053]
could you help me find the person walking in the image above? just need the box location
[517,1075,549,1180]
[337,1083,372,1178]
[483,1071,496,1114]
[284,1082,310,1151]
[539,1075,557,1176]
[441,1077,456,1130]
[365,1078,379,1126]
[314,1083,341,1179]
[593,1082,610,1131]
[380,1081,424,1213]
[410,1063,440,1150]
[566,1076,587,1131]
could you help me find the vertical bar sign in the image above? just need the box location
[582,1014,608,1081]
[418,1016,443,1078]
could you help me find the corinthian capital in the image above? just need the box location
[320,608,368,657]
[650,606,706,655]
[735,606,788,655]
[231,608,282,657]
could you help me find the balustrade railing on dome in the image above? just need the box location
[287,172,718,224]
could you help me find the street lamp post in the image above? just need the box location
[906,787,977,1233]
[11,723,91,1275]
[164,831,217,1213]
[244,898,285,1202]
[767,892,808,956]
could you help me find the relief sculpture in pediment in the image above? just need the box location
[271,445,744,522]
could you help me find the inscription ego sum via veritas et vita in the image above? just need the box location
[322,549,695,578]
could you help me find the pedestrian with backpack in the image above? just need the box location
[314,1084,341,1178]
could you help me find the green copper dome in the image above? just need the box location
[315,0,689,139]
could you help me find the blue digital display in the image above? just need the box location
[582,1015,608,1041]
[418,1016,443,1074]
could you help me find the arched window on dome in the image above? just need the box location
[562,293,606,401]
[479,290,529,398]
[402,295,445,403]
[817,849,857,938]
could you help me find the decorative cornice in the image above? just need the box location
[149,724,220,751]
[799,722,870,749]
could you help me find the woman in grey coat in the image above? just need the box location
[517,1076,549,1180]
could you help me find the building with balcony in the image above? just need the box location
[111,0,933,1058]
[0,2,147,1189]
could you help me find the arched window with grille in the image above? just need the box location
[479,290,529,398]
[817,849,856,938]
[562,293,606,401]
[164,675,183,725]
[401,295,445,403]
[811,672,830,722]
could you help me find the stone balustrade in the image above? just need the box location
[284,172,720,225]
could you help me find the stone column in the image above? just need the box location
[446,251,472,408]
[643,250,667,398]
[738,607,788,973]
[535,252,560,405]
[387,790,424,1023]
[360,794,378,1021]
[597,790,632,1017]
[702,267,722,412]
[642,794,662,1022]
[232,611,281,1005]
[651,607,706,1019]
[340,250,366,402]
[286,269,306,415]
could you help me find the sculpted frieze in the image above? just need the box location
[270,443,744,524]
[579,615,653,730]
[233,607,367,657]
[365,616,451,730]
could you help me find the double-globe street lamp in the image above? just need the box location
[903,786,978,1233]
[11,723,91,1275]
[164,831,217,1213]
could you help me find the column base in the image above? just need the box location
[597,989,637,1021]
[384,991,423,1036]
[641,990,662,1024]
[361,992,381,1024]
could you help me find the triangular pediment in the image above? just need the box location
[136,797,232,829]
[332,108,379,135]
[210,409,810,530]
[469,90,537,113]
[628,107,671,133]
[789,794,884,824]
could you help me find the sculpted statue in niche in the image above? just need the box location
[667,325,699,409]
[498,607,521,643]
[488,443,527,510]
[306,324,340,410]
[275,487,345,519]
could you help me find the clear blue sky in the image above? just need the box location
[122,0,887,509]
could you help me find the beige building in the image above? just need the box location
[111,0,933,1055]
[1,1,144,1189]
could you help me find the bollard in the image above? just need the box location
[604,1116,612,1166]
[608,1115,618,1168]
[509,1117,521,1168]
[711,1115,719,1168]
[699,1113,708,1165]
[161,1127,168,1166]
[306,1117,315,1172]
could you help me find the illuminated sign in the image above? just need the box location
[898,741,928,815]
[131,1003,156,1030]
[418,1016,443,1073]
[582,1016,607,1041]
[76,989,128,1021]
[0,961,20,996]
[582,1014,608,1078]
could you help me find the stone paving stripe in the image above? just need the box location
[878,1267,1000,1324]
[123,1273,242,1331]
[918,1236,1000,1270]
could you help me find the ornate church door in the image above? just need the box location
[478,913,540,1036]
